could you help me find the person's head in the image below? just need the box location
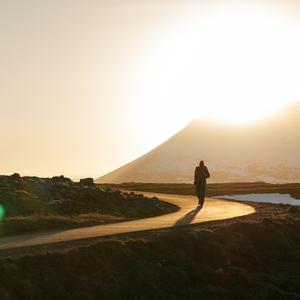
[199,160,204,167]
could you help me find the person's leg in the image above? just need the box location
[199,182,206,207]
[200,195,204,207]
[195,185,201,204]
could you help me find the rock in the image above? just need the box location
[215,268,224,274]
[79,178,95,187]
[49,199,64,205]
[51,175,73,184]
[10,173,21,180]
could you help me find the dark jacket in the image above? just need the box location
[194,166,210,184]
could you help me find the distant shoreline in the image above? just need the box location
[98,181,300,199]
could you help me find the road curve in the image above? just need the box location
[0,193,255,251]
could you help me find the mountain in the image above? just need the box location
[97,103,300,183]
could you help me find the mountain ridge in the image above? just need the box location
[97,102,300,183]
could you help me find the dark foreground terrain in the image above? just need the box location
[1,180,300,299]
[100,182,300,199]
[0,200,300,300]
[0,174,177,237]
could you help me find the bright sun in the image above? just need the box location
[133,8,300,125]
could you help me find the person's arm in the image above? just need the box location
[206,167,210,179]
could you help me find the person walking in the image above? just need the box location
[194,160,210,208]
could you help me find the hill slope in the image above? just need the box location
[97,103,300,183]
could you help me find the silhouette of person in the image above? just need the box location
[194,160,210,207]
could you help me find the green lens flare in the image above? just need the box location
[0,205,5,220]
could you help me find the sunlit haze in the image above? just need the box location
[1,0,300,178]
[135,9,300,124]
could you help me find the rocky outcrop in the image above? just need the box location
[0,175,176,218]
[79,178,95,187]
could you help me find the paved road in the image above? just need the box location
[0,193,255,250]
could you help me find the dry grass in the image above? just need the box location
[0,213,126,237]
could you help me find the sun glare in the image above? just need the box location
[133,8,300,125]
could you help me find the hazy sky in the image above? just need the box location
[1,0,300,179]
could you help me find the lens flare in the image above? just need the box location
[0,205,5,221]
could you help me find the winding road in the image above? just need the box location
[0,192,255,251]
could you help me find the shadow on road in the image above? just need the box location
[174,206,202,227]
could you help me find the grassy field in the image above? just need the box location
[98,182,300,199]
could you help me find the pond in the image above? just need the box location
[215,193,300,206]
